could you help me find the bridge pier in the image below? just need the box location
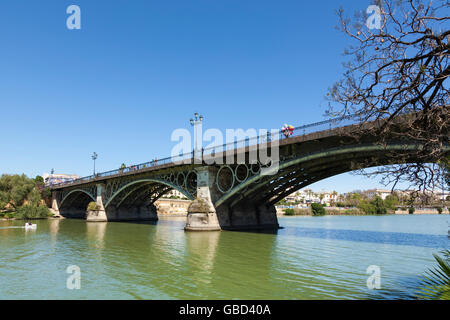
[86,184,108,222]
[51,191,61,217]
[185,166,279,231]
[185,167,221,231]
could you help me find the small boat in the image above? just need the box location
[24,223,37,230]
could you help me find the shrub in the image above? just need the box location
[357,201,376,215]
[371,196,387,215]
[408,207,415,214]
[435,206,443,214]
[311,203,326,216]
[15,205,51,219]
[4,212,16,219]
[284,208,295,216]
[87,202,101,211]
[357,196,387,215]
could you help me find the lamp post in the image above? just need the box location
[190,113,204,163]
[92,152,98,176]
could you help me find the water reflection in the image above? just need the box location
[185,231,221,286]
[0,215,448,299]
[86,222,107,249]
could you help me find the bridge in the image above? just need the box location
[49,114,448,231]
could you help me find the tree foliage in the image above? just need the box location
[311,203,326,216]
[0,174,50,219]
[0,174,36,209]
[329,0,449,192]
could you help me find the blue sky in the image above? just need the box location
[0,0,405,193]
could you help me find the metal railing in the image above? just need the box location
[50,113,359,188]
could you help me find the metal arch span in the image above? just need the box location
[214,143,449,208]
[59,189,97,208]
[104,178,194,208]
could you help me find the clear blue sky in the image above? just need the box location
[0,0,406,193]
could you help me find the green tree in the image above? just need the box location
[35,175,44,184]
[311,203,326,216]
[284,208,295,216]
[0,174,35,209]
[0,174,50,218]
[384,194,399,210]
[371,196,387,215]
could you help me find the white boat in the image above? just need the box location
[24,223,37,230]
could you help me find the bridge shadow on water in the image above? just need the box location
[279,226,449,249]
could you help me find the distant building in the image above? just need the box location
[363,189,393,200]
[283,188,339,206]
[42,173,79,186]
[162,189,188,200]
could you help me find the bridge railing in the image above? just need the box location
[50,113,359,188]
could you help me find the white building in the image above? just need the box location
[162,189,188,200]
[284,188,339,206]
[363,189,393,200]
[42,173,79,186]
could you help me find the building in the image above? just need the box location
[42,173,79,186]
[363,189,393,200]
[283,188,339,206]
[162,189,188,200]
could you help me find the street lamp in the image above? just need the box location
[190,113,204,161]
[91,152,98,175]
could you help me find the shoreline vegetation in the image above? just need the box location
[279,196,448,217]
[0,174,52,220]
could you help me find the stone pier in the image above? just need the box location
[185,167,221,231]
[185,166,279,231]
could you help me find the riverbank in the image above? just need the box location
[275,206,450,216]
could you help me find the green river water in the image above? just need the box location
[0,214,449,299]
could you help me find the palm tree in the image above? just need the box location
[416,250,450,300]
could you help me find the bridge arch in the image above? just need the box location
[59,189,96,208]
[215,143,442,208]
[104,178,194,208]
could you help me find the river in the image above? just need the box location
[0,214,448,299]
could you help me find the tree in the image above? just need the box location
[35,176,44,184]
[371,196,388,214]
[311,203,326,216]
[319,193,325,204]
[0,174,50,218]
[328,0,449,193]
[384,194,399,209]
[0,174,35,209]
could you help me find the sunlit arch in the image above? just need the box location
[104,178,194,208]
[215,143,447,208]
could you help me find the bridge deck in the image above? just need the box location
[50,115,362,190]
